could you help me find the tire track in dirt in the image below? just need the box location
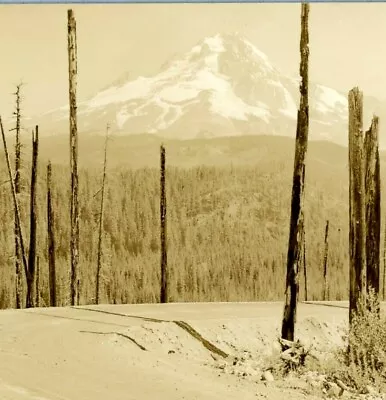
[79,330,148,351]
[73,306,229,358]
[173,320,228,358]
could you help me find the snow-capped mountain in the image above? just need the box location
[36,33,377,146]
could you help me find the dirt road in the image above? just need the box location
[0,301,383,400]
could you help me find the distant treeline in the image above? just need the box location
[0,159,361,309]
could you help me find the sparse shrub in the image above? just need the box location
[325,288,386,393]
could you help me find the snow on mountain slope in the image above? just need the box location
[315,85,347,114]
[79,34,276,128]
[36,33,357,145]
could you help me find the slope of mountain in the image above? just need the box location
[34,33,384,146]
[8,130,381,172]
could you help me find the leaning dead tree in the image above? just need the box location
[348,88,367,323]
[160,144,168,303]
[95,124,110,305]
[68,9,80,306]
[47,161,57,307]
[10,83,23,308]
[281,3,310,342]
[1,117,29,296]
[322,220,329,301]
[364,116,381,299]
[26,127,39,308]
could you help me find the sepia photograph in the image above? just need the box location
[0,2,385,399]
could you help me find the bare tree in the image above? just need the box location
[47,161,57,307]
[364,116,381,299]
[323,220,329,301]
[303,225,308,302]
[299,214,307,301]
[35,256,40,308]
[26,127,39,308]
[95,124,110,305]
[77,279,80,306]
[1,117,29,291]
[348,87,366,323]
[68,9,79,306]
[10,83,23,308]
[160,144,168,303]
[281,3,310,342]
[383,216,386,301]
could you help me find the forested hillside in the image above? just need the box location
[0,134,385,309]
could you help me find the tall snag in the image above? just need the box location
[0,117,29,290]
[68,9,79,306]
[47,161,57,306]
[281,3,310,342]
[348,88,366,323]
[299,214,307,301]
[364,116,381,300]
[35,256,40,307]
[323,220,329,301]
[383,216,386,301]
[10,83,23,308]
[95,124,109,305]
[160,144,168,303]
[303,227,308,302]
[26,127,39,308]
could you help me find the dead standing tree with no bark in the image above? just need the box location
[35,256,40,307]
[364,116,381,301]
[298,214,307,301]
[95,124,110,305]
[383,216,386,301]
[348,88,367,323]
[302,227,308,302]
[160,144,168,303]
[47,161,57,307]
[68,9,80,306]
[10,84,23,308]
[1,117,30,300]
[26,127,39,308]
[281,3,310,342]
[322,220,329,301]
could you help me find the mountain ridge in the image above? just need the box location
[6,131,386,171]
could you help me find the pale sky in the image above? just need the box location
[1,3,386,120]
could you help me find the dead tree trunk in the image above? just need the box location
[77,279,80,306]
[323,220,330,301]
[348,87,367,323]
[26,127,39,308]
[0,117,29,287]
[299,214,307,301]
[303,226,308,302]
[95,124,109,305]
[281,3,310,342]
[47,161,57,307]
[383,216,386,301]
[35,256,40,308]
[160,144,168,303]
[11,84,23,309]
[364,116,381,299]
[68,9,79,306]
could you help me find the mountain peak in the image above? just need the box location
[201,33,226,53]
[189,33,273,67]
[36,33,357,147]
